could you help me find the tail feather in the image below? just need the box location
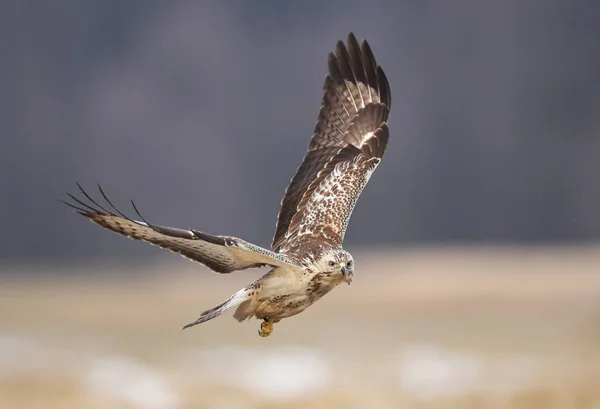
[182,289,249,329]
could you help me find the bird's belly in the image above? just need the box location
[254,293,311,320]
[254,279,338,320]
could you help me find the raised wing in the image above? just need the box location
[63,184,297,274]
[278,124,388,253]
[272,33,391,253]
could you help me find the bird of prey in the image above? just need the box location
[64,33,391,337]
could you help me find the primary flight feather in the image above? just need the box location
[64,33,391,337]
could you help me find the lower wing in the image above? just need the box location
[63,184,297,274]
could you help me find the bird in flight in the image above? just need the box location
[64,33,391,337]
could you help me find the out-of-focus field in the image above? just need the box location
[2,246,600,409]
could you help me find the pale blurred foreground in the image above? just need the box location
[2,246,600,409]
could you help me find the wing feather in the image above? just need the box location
[272,33,391,252]
[280,124,389,253]
[64,185,297,274]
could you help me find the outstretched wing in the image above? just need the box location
[272,33,391,253]
[63,184,298,274]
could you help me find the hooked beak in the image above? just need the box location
[340,262,352,284]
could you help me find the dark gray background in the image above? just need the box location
[3,1,599,262]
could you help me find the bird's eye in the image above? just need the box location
[347,260,352,267]
[328,260,335,267]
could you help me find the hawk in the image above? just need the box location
[64,33,391,337]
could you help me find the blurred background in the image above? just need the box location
[2,1,600,408]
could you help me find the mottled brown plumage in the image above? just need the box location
[272,34,391,253]
[64,33,391,337]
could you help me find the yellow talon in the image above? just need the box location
[258,319,273,337]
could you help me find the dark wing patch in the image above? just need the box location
[272,33,391,252]
[63,184,297,273]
